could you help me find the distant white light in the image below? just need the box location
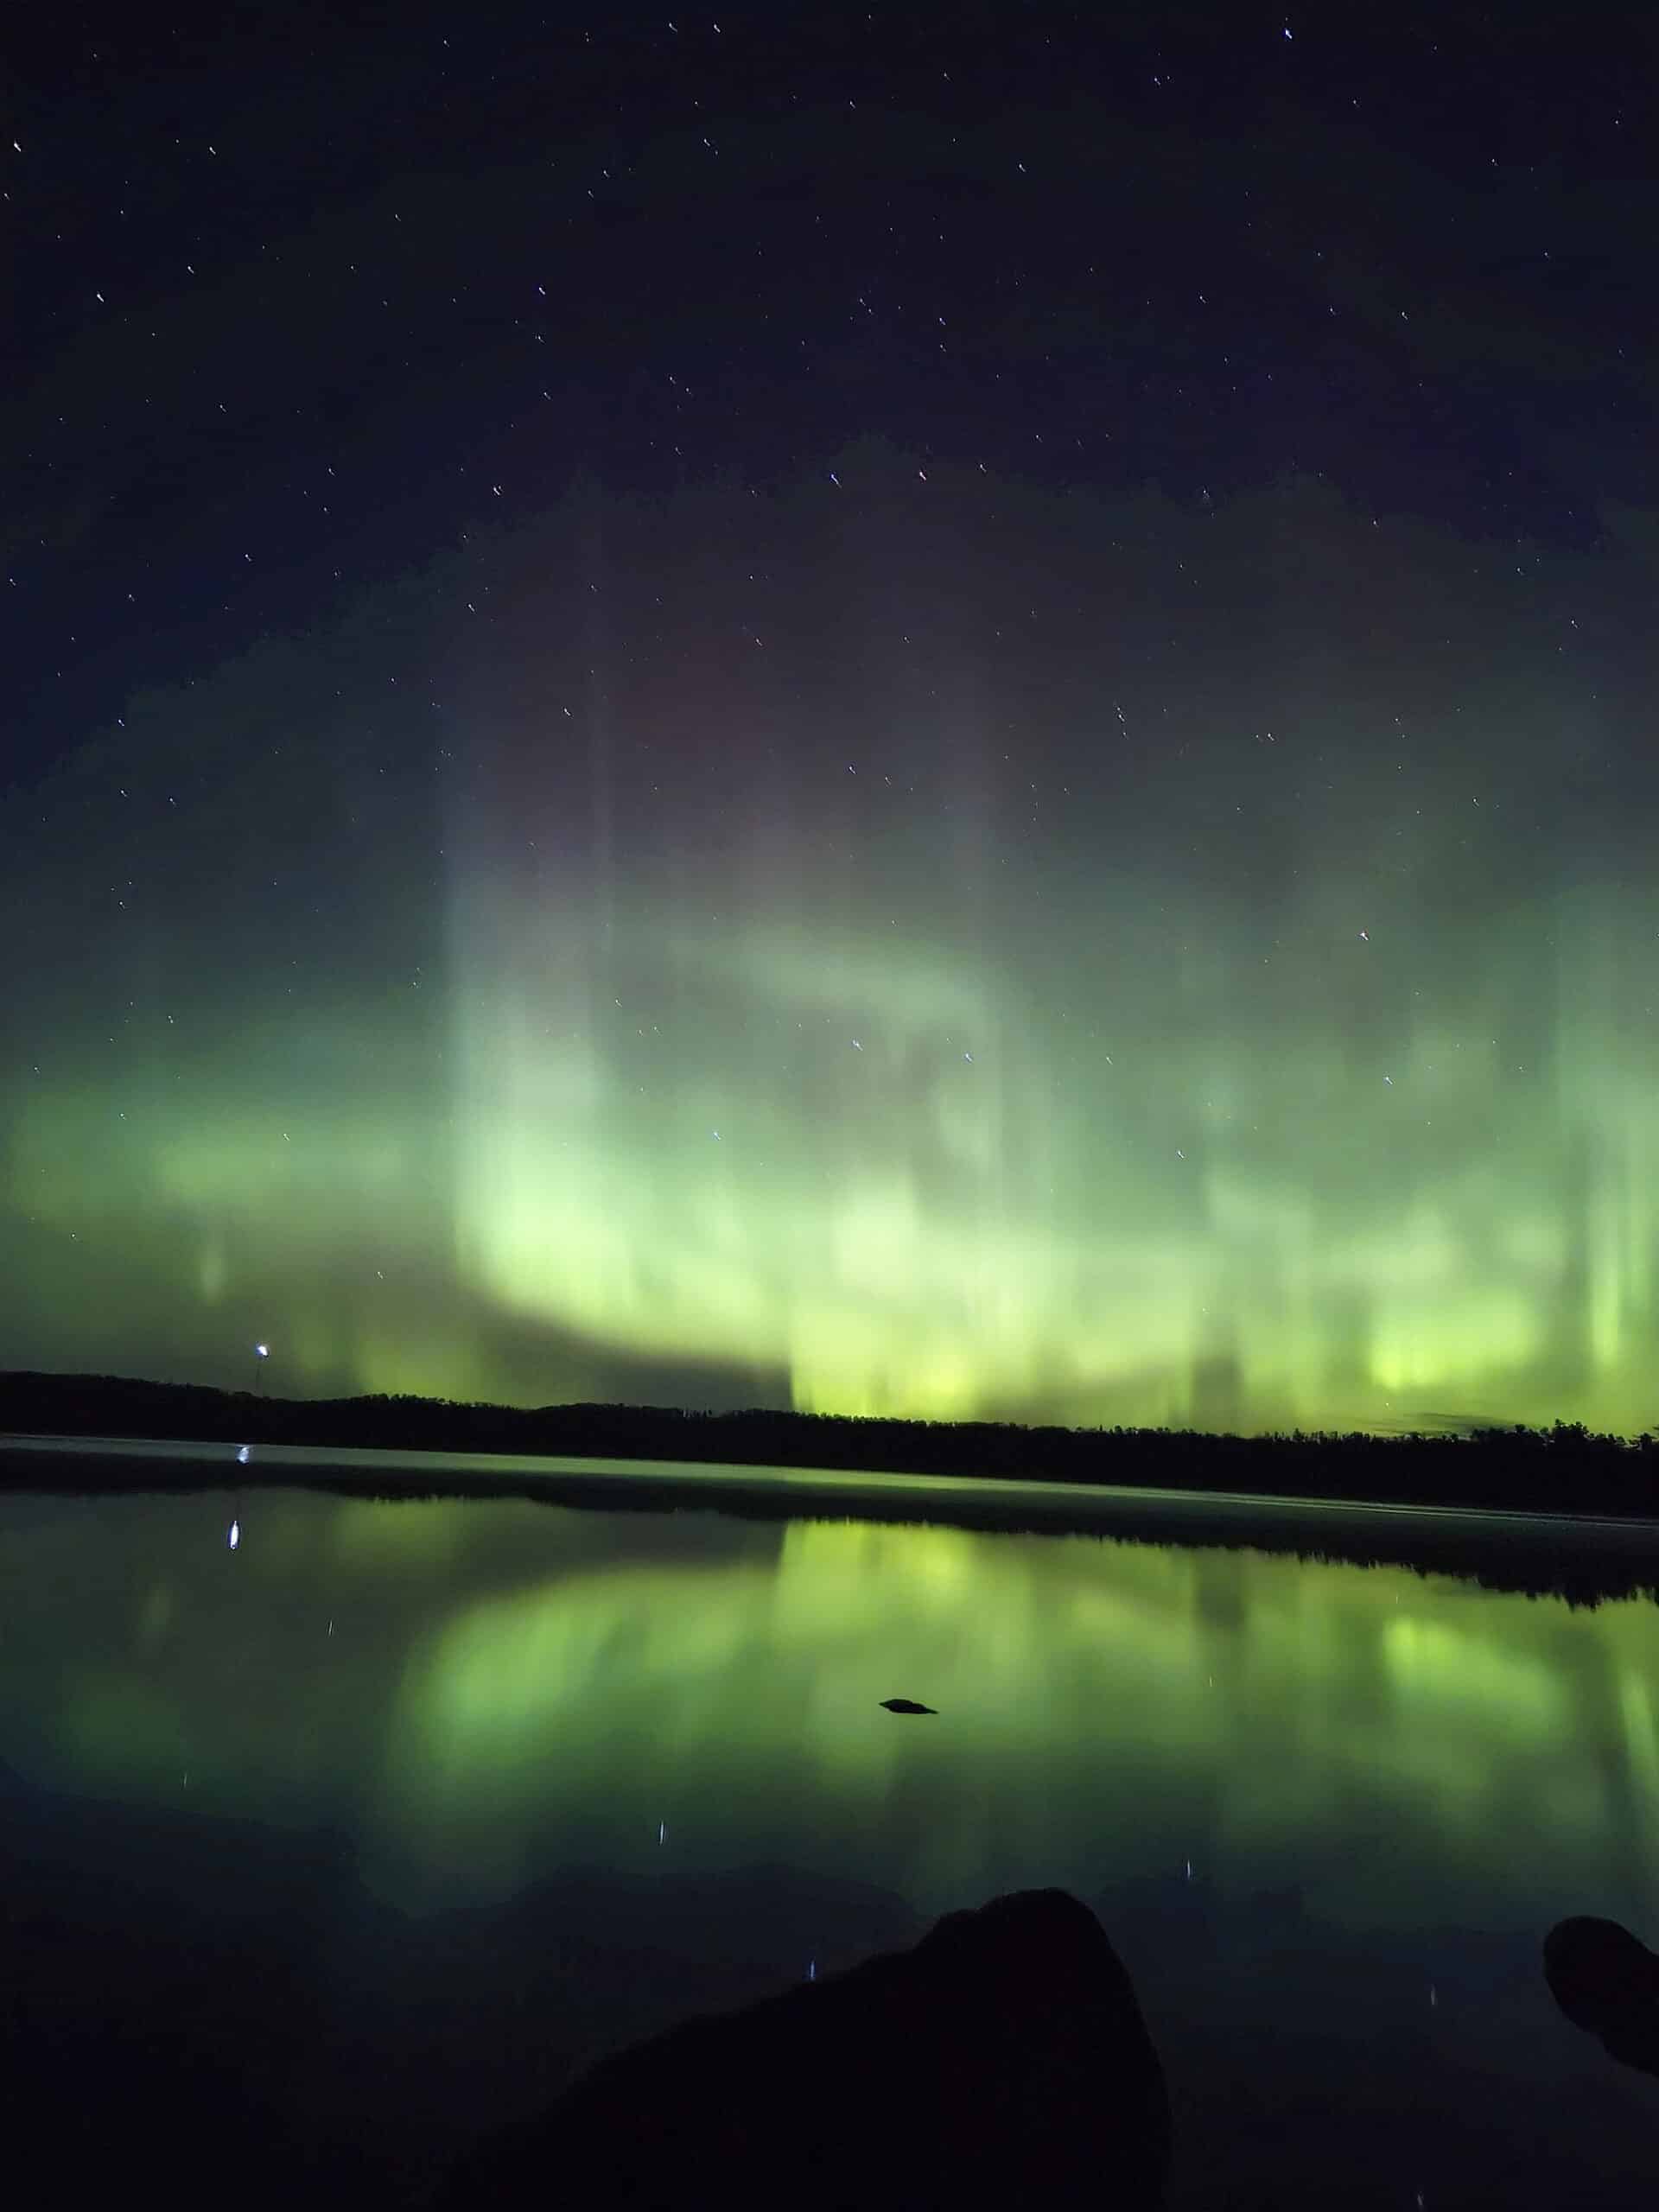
[228,1519,240,1550]
[237,1444,251,1465]
[254,1343,269,1358]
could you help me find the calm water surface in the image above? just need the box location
[4,1463,1658,2207]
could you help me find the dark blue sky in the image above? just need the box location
[9,1,1656,772]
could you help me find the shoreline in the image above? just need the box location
[8,1398,1659,1608]
[3,1368,1657,1518]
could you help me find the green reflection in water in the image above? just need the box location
[4,1488,1658,1930]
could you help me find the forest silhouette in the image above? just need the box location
[6,1370,1659,1606]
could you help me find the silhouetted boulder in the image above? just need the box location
[1543,1916,1659,2075]
[437,1887,1169,2208]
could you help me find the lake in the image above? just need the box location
[3,1450,1658,2206]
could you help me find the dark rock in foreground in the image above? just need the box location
[438,1887,1169,2209]
[1543,1916,1659,2075]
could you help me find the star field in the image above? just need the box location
[4,3,1659,1433]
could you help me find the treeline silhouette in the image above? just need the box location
[5,1371,1659,1605]
[4,1369,1658,1515]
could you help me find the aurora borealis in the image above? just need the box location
[7,7,1659,1437]
[7,463,1659,1433]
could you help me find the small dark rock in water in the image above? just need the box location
[880,1697,937,1714]
[1544,1916,1659,2075]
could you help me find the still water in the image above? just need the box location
[4,1466,1659,2206]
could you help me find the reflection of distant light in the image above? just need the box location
[658,1821,666,1845]
[1185,1859,1192,1881]
[254,1343,269,1359]
[227,1519,240,1550]
[808,1959,817,1982]
[237,1444,251,1465]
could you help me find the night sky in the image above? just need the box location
[7,2,1659,1434]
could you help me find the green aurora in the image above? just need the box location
[5,463,1657,1434]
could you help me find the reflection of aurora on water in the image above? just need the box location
[13,1491,1659,1922]
[6,467,1659,1433]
